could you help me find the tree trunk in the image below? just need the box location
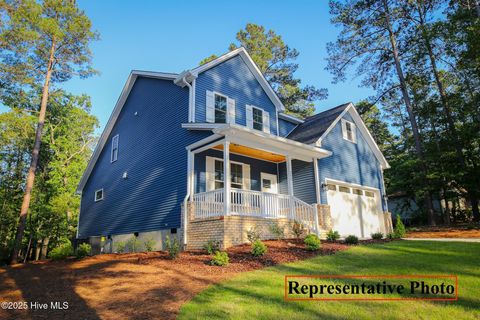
[382,0,436,225]
[10,40,56,264]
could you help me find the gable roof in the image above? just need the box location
[76,70,178,193]
[185,47,285,112]
[287,102,390,169]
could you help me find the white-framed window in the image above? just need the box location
[246,105,270,133]
[206,90,235,124]
[94,189,104,202]
[341,119,356,143]
[111,134,119,162]
[206,156,250,191]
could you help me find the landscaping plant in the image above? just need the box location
[114,241,126,253]
[126,236,141,252]
[251,240,267,257]
[345,235,359,245]
[203,240,221,255]
[49,242,74,260]
[386,232,395,240]
[76,243,91,258]
[371,232,383,240]
[165,235,180,259]
[269,223,284,240]
[246,226,261,243]
[394,214,406,238]
[304,234,321,251]
[210,251,229,266]
[291,220,306,238]
[144,237,156,252]
[326,230,340,242]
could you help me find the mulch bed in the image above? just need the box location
[406,224,480,238]
[0,239,353,320]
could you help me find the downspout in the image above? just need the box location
[183,150,193,247]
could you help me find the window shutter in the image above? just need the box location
[206,156,215,191]
[341,119,348,140]
[206,90,215,123]
[246,105,253,129]
[351,123,357,143]
[262,111,270,133]
[227,97,235,124]
[243,164,251,190]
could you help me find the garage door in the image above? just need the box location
[326,180,385,238]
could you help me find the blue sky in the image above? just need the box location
[12,1,374,130]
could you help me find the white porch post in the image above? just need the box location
[313,158,321,204]
[224,140,231,215]
[286,155,294,218]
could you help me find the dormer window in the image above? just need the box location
[341,119,356,143]
[246,105,270,133]
[214,94,227,123]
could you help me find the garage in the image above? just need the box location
[326,179,385,238]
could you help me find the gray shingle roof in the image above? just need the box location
[286,103,351,144]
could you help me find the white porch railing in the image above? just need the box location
[191,189,317,230]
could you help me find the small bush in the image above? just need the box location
[144,237,156,252]
[115,241,126,253]
[345,235,359,245]
[304,234,321,251]
[269,223,284,240]
[203,240,221,255]
[246,226,261,243]
[49,242,74,260]
[210,251,229,266]
[251,240,267,257]
[394,214,406,238]
[326,230,340,242]
[291,220,306,238]
[371,232,384,240]
[165,235,180,259]
[386,232,395,240]
[126,236,141,252]
[76,243,91,258]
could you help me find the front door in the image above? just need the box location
[261,173,278,193]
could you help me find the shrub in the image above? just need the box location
[371,232,384,240]
[326,230,340,242]
[76,243,91,258]
[203,240,221,255]
[246,226,261,243]
[210,251,229,266]
[251,240,267,257]
[345,235,359,245]
[49,242,74,260]
[386,232,395,240]
[291,220,306,238]
[394,215,406,238]
[165,235,180,259]
[144,237,156,252]
[269,223,284,240]
[304,234,321,251]
[126,236,141,252]
[115,241,126,253]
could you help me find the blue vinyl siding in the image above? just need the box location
[79,77,210,238]
[317,113,387,210]
[194,149,277,193]
[278,118,298,137]
[278,160,317,204]
[195,55,278,135]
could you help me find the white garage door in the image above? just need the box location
[326,180,385,238]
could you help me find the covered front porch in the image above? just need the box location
[183,124,332,248]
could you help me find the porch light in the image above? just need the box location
[321,183,329,191]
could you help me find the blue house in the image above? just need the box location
[76,48,392,252]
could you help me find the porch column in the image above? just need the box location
[313,157,321,204]
[286,155,294,218]
[224,140,231,215]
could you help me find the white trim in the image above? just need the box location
[76,71,178,193]
[185,134,222,151]
[110,134,119,163]
[325,178,380,192]
[190,47,285,112]
[94,188,104,202]
[181,123,224,130]
[315,103,390,169]
[313,158,321,204]
[341,119,357,143]
[278,112,304,124]
[191,78,196,122]
[224,141,231,215]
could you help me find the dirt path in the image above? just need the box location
[0,240,348,320]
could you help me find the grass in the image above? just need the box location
[179,241,480,320]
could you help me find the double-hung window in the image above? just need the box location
[111,134,119,162]
[252,107,263,131]
[246,105,270,133]
[213,160,243,190]
[214,94,227,123]
[341,119,356,143]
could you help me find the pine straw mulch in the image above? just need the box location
[0,239,368,320]
[406,224,480,238]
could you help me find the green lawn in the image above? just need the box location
[179,241,480,320]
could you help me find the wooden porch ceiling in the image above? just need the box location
[213,143,286,163]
